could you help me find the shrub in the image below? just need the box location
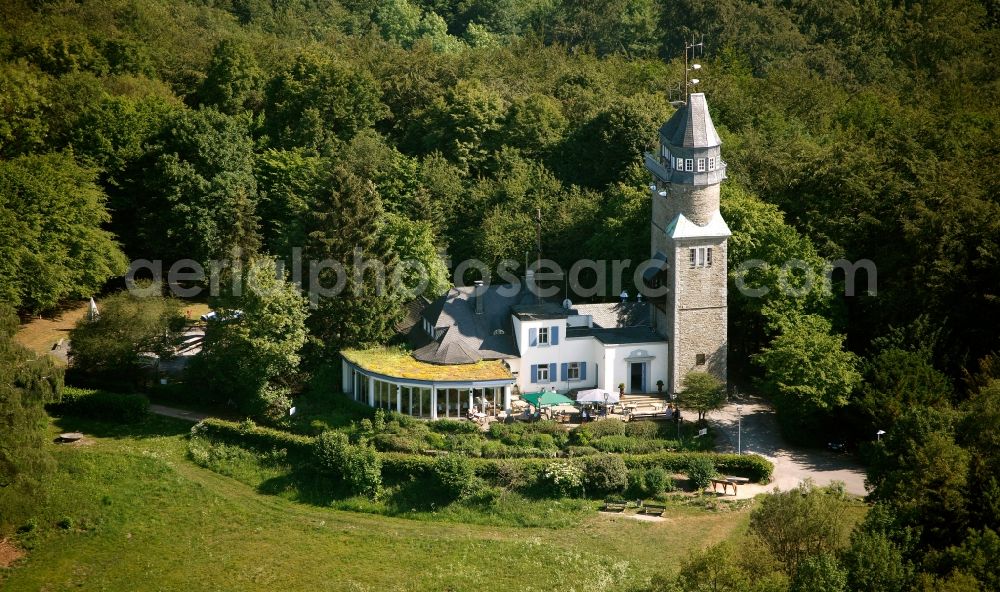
[565,446,599,457]
[196,418,314,458]
[541,461,585,498]
[57,516,73,529]
[583,454,628,496]
[644,467,673,495]
[624,420,660,440]
[573,419,626,444]
[527,433,557,451]
[314,431,382,499]
[371,433,424,454]
[686,455,717,489]
[432,454,475,500]
[445,433,484,457]
[592,435,666,454]
[51,387,149,423]
[428,419,480,434]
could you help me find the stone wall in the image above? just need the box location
[671,183,720,226]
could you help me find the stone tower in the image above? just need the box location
[643,92,729,395]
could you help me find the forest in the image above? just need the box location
[1,0,999,588]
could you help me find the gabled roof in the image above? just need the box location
[660,93,722,149]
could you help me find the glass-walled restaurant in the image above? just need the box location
[346,364,513,420]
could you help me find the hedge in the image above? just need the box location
[622,451,773,483]
[51,387,150,423]
[192,420,773,484]
[196,418,315,457]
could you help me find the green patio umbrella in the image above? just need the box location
[521,391,575,408]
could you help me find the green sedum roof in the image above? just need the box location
[342,347,513,383]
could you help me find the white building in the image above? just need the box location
[341,92,729,417]
[341,281,668,419]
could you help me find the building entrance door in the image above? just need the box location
[629,362,645,393]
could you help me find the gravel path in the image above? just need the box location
[705,396,868,498]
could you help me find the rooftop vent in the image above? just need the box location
[474,280,485,315]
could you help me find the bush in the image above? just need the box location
[196,418,314,458]
[445,433,484,457]
[371,433,424,454]
[432,454,475,500]
[51,386,149,423]
[624,420,661,440]
[314,431,381,499]
[572,419,626,445]
[583,454,628,496]
[565,445,599,457]
[541,461,585,498]
[428,419,480,434]
[644,467,673,495]
[592,435,666,454]
[686,455,717,489]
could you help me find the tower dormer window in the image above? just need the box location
[690,247,713,268]
[685,158,694,172]
[697,158,706,172]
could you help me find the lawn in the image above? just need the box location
[14,300,212,358]
[1,415,749,591]
[13,300,88,358]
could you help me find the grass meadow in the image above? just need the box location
[0,414,750,591]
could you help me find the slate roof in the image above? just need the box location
[571,302,651,328]
[565,302,666,344]
[410,284,530,365]
[660,93,722,149]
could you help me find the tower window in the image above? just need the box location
[685,159,694,172]
[708,157,716,171]
[696,353,706,366]
[690,247,713,268]
[697,158,706,172]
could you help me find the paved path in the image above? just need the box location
[149,404,209,422]
[705,396,867,498]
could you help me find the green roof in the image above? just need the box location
[342,347,513,383]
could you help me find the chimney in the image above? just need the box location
[474,280,485,315]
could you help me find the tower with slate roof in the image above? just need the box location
[644,92,730,395]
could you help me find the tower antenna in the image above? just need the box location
[683,35,705,104]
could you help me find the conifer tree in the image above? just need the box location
[305,167,402,355]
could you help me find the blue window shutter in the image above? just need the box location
[531,364,538,383]
[529,328,537,347]
[561,363,568,381]
[551,326,559,345]
[549,363,556,381]
[580,362,587,381]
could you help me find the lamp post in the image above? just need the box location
[877,429,886,442]
[737,405,743,455]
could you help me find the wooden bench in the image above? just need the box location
[640,503,667,516]
[601,501,627,512]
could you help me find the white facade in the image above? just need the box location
[512,313,669,396]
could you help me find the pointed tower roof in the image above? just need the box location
[659,93,721,149]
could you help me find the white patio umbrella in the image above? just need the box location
[575,389,620,405]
